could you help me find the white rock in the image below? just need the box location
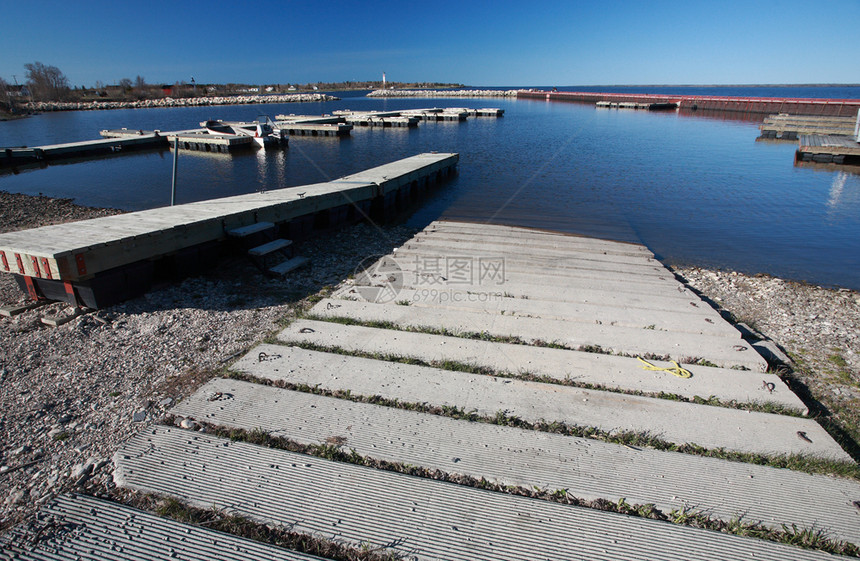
[71,462,94,479]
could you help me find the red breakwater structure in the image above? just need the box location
[516,90,860,117]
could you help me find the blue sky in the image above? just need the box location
[1,0,858,87]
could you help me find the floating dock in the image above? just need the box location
[342,114,419,127]
[101,128,260,152]
[469,107,505,116]
[520,90,860,117]
[0,153,458,307]
[0,134,165,167]
[759,114,857,140]
[275,114,346,124]
[274,122,353,136]
[596,100,679,110]
[796,134,860,164]
[401,108,469,121]
[276,107,503,129]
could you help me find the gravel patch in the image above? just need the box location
[0,192,417,530]
[673,267,860,449]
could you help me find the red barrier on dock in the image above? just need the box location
[516,90,860,117]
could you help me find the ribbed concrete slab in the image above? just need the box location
[0,494,321,561]
[376,253,690,293]
[113,427,843,561]
[378,256,695,300]
[234,345,846,459]
[309,298,769,371]
[334,285,739,338]
[174,378,860,545]
[403,236,659,266]
[347,275,724,319]
[425,220,655,255]
[277,320,803,410]
[394,245,669,278]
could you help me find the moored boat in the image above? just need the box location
[200,117,287,147]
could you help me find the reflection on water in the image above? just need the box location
[1,97,860,289]
[829,172,848,209]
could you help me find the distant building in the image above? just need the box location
[161,85,173,96]
[5,84,28,97]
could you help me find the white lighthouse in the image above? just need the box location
[382,72,386,90]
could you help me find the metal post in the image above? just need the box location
[171,137,178,206]
[855,108,860,142]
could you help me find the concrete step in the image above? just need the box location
[114,427,846,561]
[174,378,860,545]
[408,231,657,261]
[309,298,769,371]
[269,256,309,276]
[277,320,803,411]
[232,345,845,459]
[0,493,321,560]
[366,257,699,301]
[402,237,658,266]
[385,251,684,291]
[333,285,739,338]
[248,238,292,256]
[425,220,654,255]
[343,273,724,318]
[227,221,276,238]
[394,246,669,279]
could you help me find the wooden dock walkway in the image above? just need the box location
[796,134,860,164]
[0,153,458,307]
[759,114,857,139]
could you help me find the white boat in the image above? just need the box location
[200,116,287,147]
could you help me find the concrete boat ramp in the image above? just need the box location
[6,221,860,560]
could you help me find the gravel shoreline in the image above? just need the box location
[672,266,860,448]
[22,93,338,113]
[0,192,857,530]
[0,192,418,530]
[367,89,518,98]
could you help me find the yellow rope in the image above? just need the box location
[637,357,692,379]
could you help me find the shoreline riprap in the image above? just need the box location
[673,266,860,448]
[22,93,338,113]
[367,89,517,98]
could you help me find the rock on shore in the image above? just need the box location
[24,93,338,112]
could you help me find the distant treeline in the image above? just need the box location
[0,62,463,116]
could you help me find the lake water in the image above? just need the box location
[1,90,859,289]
